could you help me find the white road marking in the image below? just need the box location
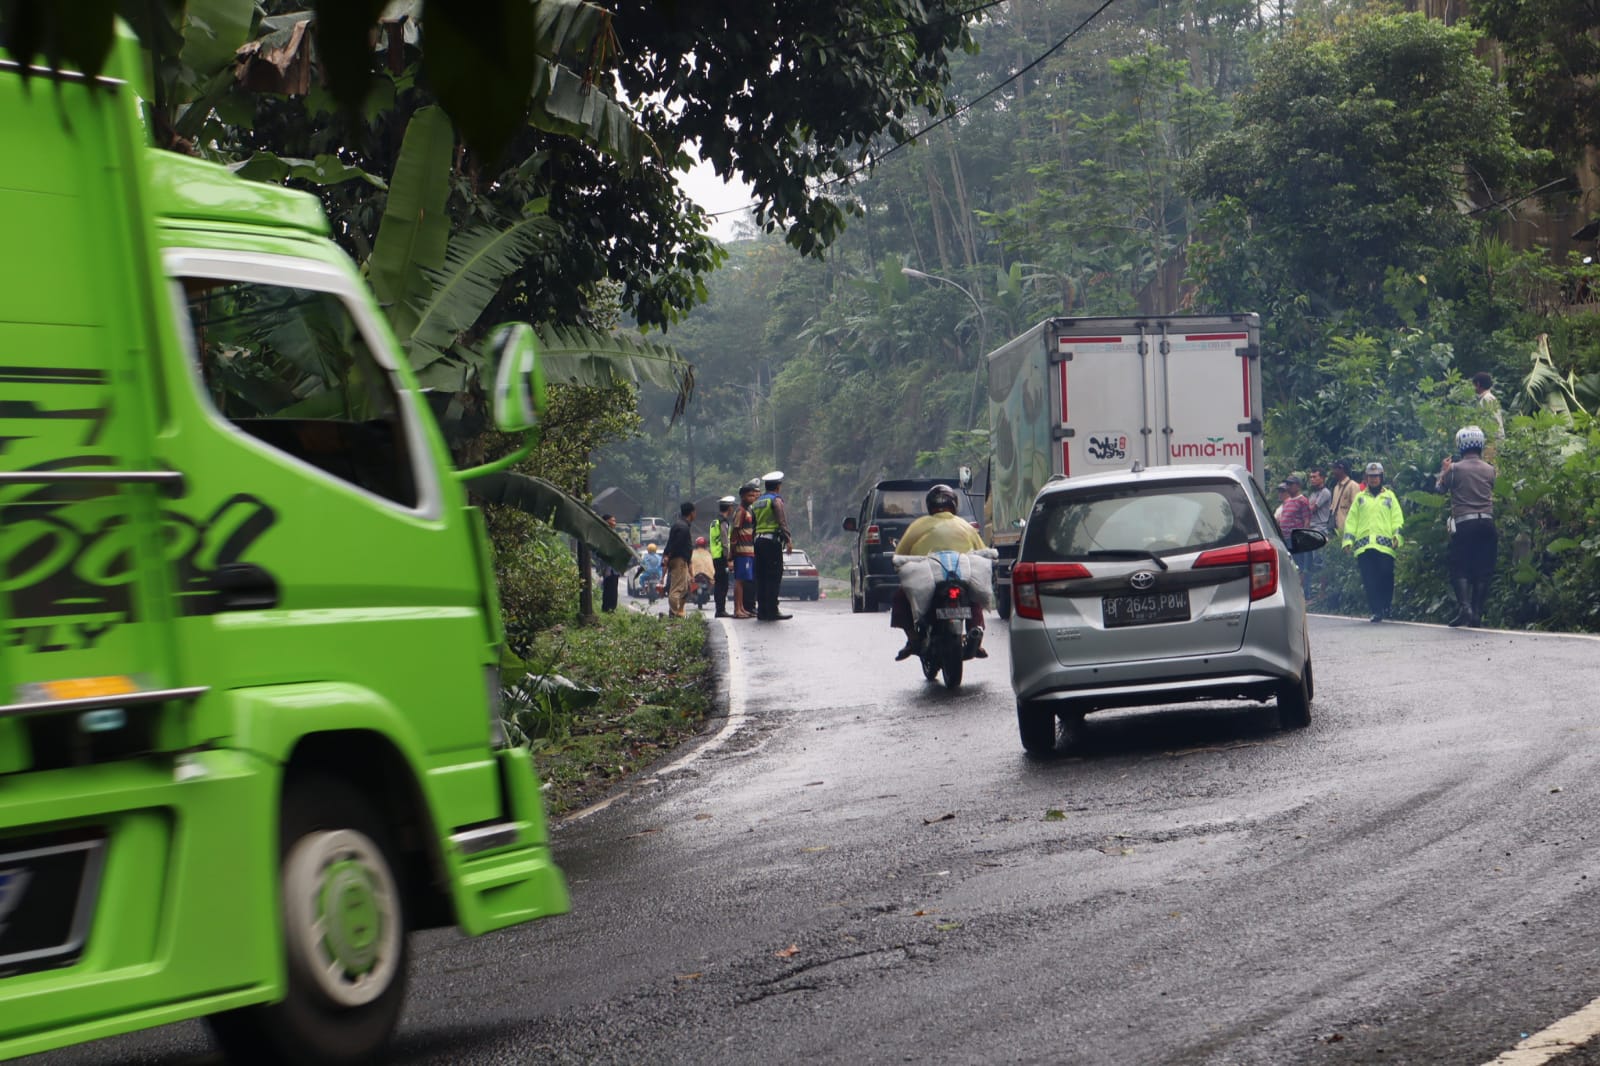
[561,616,747,823]
[1483,995,1600,1064]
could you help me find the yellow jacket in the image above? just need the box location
[898,511,985,555]
[1342,486,1404,557]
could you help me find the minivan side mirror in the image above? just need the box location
[489,323,547,433]
[1289,527,1328,553]
[843,517,858,532]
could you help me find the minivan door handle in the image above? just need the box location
[213,563,279,611]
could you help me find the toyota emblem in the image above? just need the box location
[1129,570,1156,590]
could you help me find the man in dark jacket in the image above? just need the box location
[664,501,696,618]
[1437,425,1497,626]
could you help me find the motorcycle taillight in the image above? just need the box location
[947,586,961,600]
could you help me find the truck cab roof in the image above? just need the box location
[147,151,329,235]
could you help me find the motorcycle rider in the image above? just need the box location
[638,543,664,604]
[690,536,716,608]
[890,484,987,660]
[1436,425,1497,626]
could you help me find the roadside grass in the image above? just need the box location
[510,609,711,816]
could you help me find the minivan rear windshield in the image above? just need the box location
[1024,482,1257,561]
[876,489,974,519]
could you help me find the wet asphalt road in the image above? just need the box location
[36,597,1600,1065]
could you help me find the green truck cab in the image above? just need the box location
[0,35,567,1065]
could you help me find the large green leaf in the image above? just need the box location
[535,325,694,418]
[465,470,636,570]
[369,105,454,335]
[230,150,389,188]
[409,211,559,371]
[178,0,255,82]
[528,59,655,169]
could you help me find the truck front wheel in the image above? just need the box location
[208,775,409,1065]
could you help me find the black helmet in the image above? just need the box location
[925,484,960,514]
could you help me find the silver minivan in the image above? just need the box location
[1008,464,1326,753]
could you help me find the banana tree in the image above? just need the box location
[364,104,692,567]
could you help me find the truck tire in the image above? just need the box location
[1277,661,1312,731]
[1017,701,1056,755]
[207,775,409,1065]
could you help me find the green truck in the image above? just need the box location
[0,31,567,1065]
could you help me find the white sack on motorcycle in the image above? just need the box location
[892,550,998,620]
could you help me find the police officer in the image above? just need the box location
[1341,461,1405,623]
[709,495,735,617]
[1436,425,1496,626]
[751,470,793,621]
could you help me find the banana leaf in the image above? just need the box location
[369,105,453,332]
[409,211,559,371]
[535,325,694,418]
[465,470,636,570]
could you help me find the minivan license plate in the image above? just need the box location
[1102,590,1190,628]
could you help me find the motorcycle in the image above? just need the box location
[691,572,712,609]
[895,549,992,690]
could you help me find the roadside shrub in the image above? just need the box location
[484,505,580,653]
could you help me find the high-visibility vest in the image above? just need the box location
[753,492,782,534]
[1342,487,1404,557]
[708,517,725,560]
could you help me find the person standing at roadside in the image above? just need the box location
[1277,474,1315,596]
[1342,462,1405,623]
[597,514,622,613]
[731,479,759,618]
[664,501,696,618]
[1306,469,1334,537]
[751,471,793,621]
[709,496,735,617]
[1473,372,1505,439]
[1328,460,1359,534]
[1436,425,1497,627]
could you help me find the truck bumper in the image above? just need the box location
[444,747,570,936]
[0,751,279,1060]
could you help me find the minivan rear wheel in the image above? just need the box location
[1277,660,1312,730]
[1017,701,1056,755]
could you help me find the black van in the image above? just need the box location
[842,478,980,612]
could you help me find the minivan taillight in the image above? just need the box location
[1011,561,1091,620]
[1193,540,1278,601]
[866,523,881,546]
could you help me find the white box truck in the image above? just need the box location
[985,314,1264,614]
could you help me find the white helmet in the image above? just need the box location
[1455,425,1486,453]
[1365,462,1384,476]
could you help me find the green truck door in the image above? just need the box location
[152,246,505,825]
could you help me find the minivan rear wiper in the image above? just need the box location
[1078,549,1169,570]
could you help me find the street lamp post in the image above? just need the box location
[901,267,989,429]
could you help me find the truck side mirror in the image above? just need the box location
[489,323,546,433]
[958,465,972,489]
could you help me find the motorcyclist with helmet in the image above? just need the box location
[890,484,987,660]
[638,543,665,604]
[1436,425,1497,626]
